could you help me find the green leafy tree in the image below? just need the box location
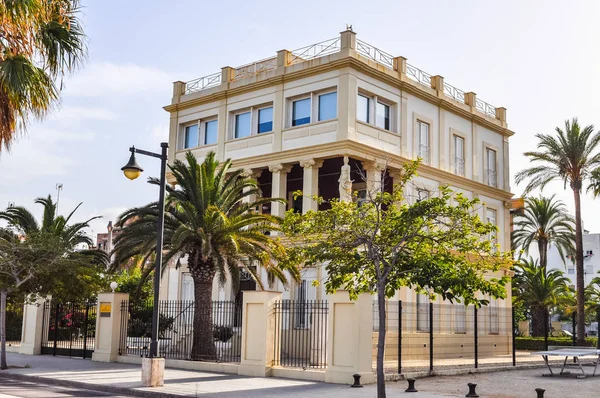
[513,258,571,337]
[0,0,87,151]
[515,118,600,344]
[112,152,299,361]
[281,161,510,398]
[512,195,575,268]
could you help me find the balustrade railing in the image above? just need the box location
[406,64,432,87]
[443,83,466,105]
[234,57,277,80]
[184,72,222,95]
[355,39,394,69]
[289,37,341,65]
[476,98,497,118]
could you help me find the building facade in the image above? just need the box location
[160,29,514,338]
[548,231,600,288]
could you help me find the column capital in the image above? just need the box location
[268,164,292,174]
[388,168,403,180]
[361,159,387,172]
[299,158,324,169]
[242,168,263,179]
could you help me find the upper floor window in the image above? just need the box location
[489,298,499,334]
[486,208,497,247]
[455,305,466,334]
[376,102,390,131]
[292,98,311,126]
[181,118,218,149]
[417,121,430,164]
[357,94,370,123]
[258,107,273,133]
[184,124,199,149]
[416,293,430,332]
[318,92,337,121]
[356,92,393,132]
[454,135,465,176]
[486,148,497,187]
[235,112,251,139]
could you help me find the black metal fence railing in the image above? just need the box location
[41,300,97,359]
[272,300,328,370]
[118,300,242,363]
[5,302,23,346]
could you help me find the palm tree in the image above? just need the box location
[513,258,571,337]
[0,0,87,151]
[511,195,575,269]
[515,118,600,344]
[112,152,299,361]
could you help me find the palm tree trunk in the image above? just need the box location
[573,188,586,345]
[538,239,548,270]
[1,289,7,370]
[531,307,546,337]
[190,263,217,361]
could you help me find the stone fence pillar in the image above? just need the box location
[19,296,49,355]
[238,291,281,377]
[92,292,128,362]
[325,291,374,384]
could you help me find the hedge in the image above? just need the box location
[515,337,598,351]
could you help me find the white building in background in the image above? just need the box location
[547,231,600,288]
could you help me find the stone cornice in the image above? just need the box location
[164,56,515,138]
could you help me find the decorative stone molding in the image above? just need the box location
[268,164,292,174]
[299,158,324,169]
[242,168,263,179]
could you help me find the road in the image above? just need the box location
[0,378,134,398]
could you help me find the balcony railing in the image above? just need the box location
[454,157,465,176]
[289,37,341,65]
[443,83,466,105]
[234,57,277,80]
[184,72,222,95]
[486,169,498,188]
[418,144,430,164]
[476,98,497,118]
[355,39,394,69]
[406,63,432,87]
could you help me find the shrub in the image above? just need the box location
[213,325,234,342]
[515,336,598,351]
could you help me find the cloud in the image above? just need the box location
[63,62,176,98]
[0,141,75,185]
[48,106,118,125]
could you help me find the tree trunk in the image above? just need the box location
[573,188,586,345]
[531,307,546,337]
[376,283,387,398]
[190,261,217,361]
[538,239,548,270]
[1,289,7,370]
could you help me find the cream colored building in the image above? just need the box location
[160,29,514,351]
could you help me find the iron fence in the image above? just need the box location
[5,302,23,346]
[118,300,242,363]
[41,300,97,358]
[273,300,328,369]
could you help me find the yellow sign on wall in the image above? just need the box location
[100,302,111,317]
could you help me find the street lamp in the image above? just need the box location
[121,142,168,358]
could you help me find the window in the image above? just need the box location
[486,148,497,187]
[455,305,466,334]
[184,124,199,149]
[489,299,499,334]
[454,135,465,176]
[258,107,273,133]
[568,268,575,274]
[376,102,390,130]
[418,121,430,164]
[417,294,430,332]
[292,98,311,126]
[486,208,497,248]
[357,94,370,123]
[586,265,594,274]
[235,112,251,138]
[586,250,594,256]
[318,92,337,121]
[204,120,218,145]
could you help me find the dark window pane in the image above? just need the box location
[318,92,337,121]
[357,95,369,123]
[258,107,273,133]
[205,120,218,144]
[235,112,251,138]
[376,102,390,130]
[292,98,311,126]
[184,124,198,148]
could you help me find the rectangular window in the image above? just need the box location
[417,294,430,332]
[318,92,337,121]
[586,265,594,274]
[489,299,499,334]
[204,120,218,145]
[455,305,466,334]
[376,102,390,130]
[486,208,497,247]
[418,121,429,163]
[184,124,199,149]
[357,94,370,123]
[235,112,251,138]
[568,268,575,274]
[454,135,465,176]
[258,107,273,133]
[292,98,311,126]
[486,148,497,187]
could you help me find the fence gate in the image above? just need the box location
[41,300,97,359]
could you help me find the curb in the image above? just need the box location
[383,363,549,382]
[0,371,189,398]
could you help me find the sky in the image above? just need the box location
[1,0,600,241]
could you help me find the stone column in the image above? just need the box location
[362,160,386,196]
[299,158,323,213]
[268,164,292,218]
[242,168,263,209]
[92,292,129,363]
[325,291,374,384]
[19,296,49,355]
[238,291,282,377]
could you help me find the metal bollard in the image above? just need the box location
[465,382,479,397]
[535,388,545,398]
[405,378,418,393]
[351,374,362,388]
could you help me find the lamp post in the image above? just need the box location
[121,142,168,358]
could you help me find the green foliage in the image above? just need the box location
[126,310,175,339]
[213,325,234,342]
[515,337,597,351]
[513,258,571,312]
[112,268,153,304]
